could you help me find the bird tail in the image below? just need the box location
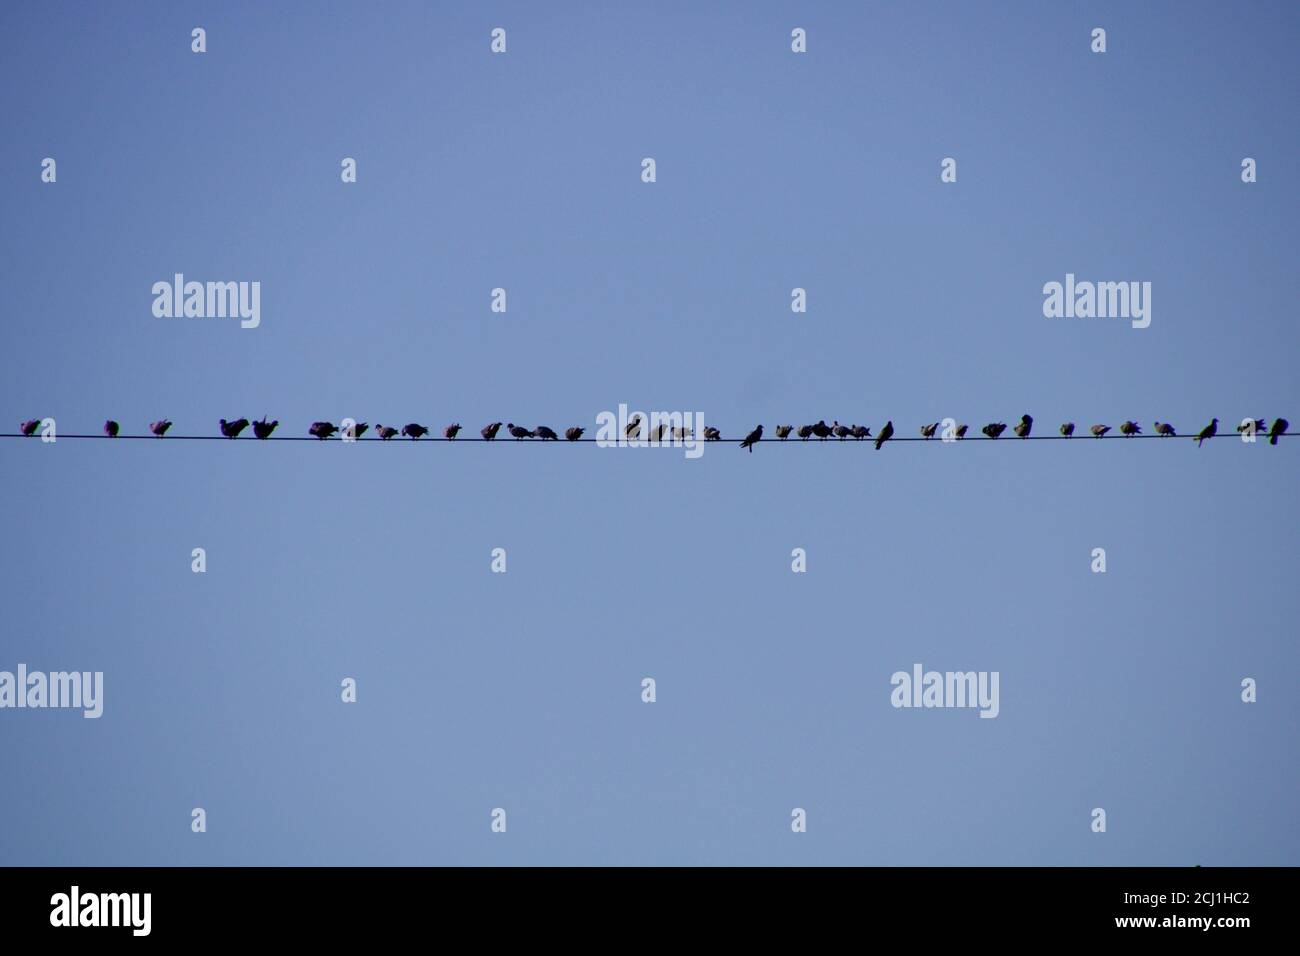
[1270,434,1279,446]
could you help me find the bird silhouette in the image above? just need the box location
[565,427,585,441]
[672,425,693,441]
[1060,422,1075,438]
[651,422,669,442]
[775,424,793,440]
[797,424,814,441]
[833,421,852,440]
[252,416,278,440]
[103,420,119,438]
[443,424,460,440]
[875,420,894,450]
[308,421,338,440]
[220,418,249,439]
[535,426,559,440]
[920,422,939,439]
[375,425,399,440]
[345,421,368,439]
[625,415,642,440]
[1154,422,1176,437]
[982,423,1007,439]
[481,422,502,441]
[402,423,429,440]
[703,426,721,441]
[1236,419,1267,435]
[812,420,833,441]
[955,424,968,439]
[739,424,763,452]
[1090,424,1110,438]
[1268,418,1288,445]
[1013,415,1033,439]
[1196,418,1218,447]
[852,424,872,440]
[149,419,172,438]
[1120,421,1141,437]
[506,423,533,440]
[19,419,40,436]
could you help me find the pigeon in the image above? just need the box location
[920,422,939,439]
[982,423,1007,439]
[833,421,852,440]
[703,427,721,441]
[308,421,338,440]
[565,427,585,441]
[1060,422,1075,438]
[402,423,429,440]
[797,424,814,441]
[775,425,793,440]
[252,416,278,440]
[812,420,833,441]
[1013,415,1033,439]
[1268,418,1288,446]
[376,425,399,440]
[506,423,533,440]
[443,424,461,440]
[672,425,693,440]
[852,424,872,440]
[1236,419,1267,435]
[220,418,250,439]
[535,426,558,440]
[954,424,968,439]
[1120,421,1141,437]
[103,420,120,438]
[481,422,502,441]
[1154,422,1176,437]
[739,425,763,452]
[19,419,40,436]
[625,415,642,440]
[874,420,894,450]
[1196,418,1218,448]
[149,420,172,438]
[1090,424,1110,438]
[652,422,669,443]
[344,421,368,439]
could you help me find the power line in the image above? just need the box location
[1,432,1293,443]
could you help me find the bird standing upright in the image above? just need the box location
[104,420,120,438]
[739,424,763,452]
[1196,418,1218,447]
[874,421,894,450]
[1060,423,1075,438]
[1013,415,1032,439]
[775,424,793,440]
[920,422,939,439]
[797,424,814,441]
[481,422,502,441]
[1268,418,1288,445]
[252,416,278,439]
[1120,421,1141,437]
[443,424,461,440]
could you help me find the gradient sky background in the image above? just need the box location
[1,1,1296,866]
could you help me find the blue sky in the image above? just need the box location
[1,1,1296,865]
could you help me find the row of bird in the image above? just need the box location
[13,414,1290,447]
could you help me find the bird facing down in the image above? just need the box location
[308,421,338,440]
[812,420,833,441]
[149,419,172,438]
[375,425,399,440]
[565,427,585,441]
[1268,418,1288,445]
[1120,421,1141,437]
[672,425,692,440]
[1013,414,1033,439]
[833,421,852,440]
[1237,418,1267,435]
[252,416,278,440]
[103,420,120,438]
[220,418,250,439]
[535,426,558,440]
[443,424,461,440]
[920,422,939,439]
[506,423,533,440]
[874,420,894,450]
[982,422,1007,439]
[625,415,642,440]
[740,424,763,452]
[402,423,429,440]
[852,424,872,440]
[345,421,368,439]
[1154,422,1176,437]
[481,422,502,441]
[775,424,793,440]
[797,424,814,441]
[1060,422,1075,438]
[1196,418,1218,447]
[1090,424,1110,438]
[703,426,721,441]
[19,419,40,436]
[955,424,968,439]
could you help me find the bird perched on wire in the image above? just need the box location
[775,424,792,440]
[812,420,833,441]
[797,424,814,441]
[19,419,40,436]
[1196,418,1218,447]
[703,426,721,441]
[1060,422,1075,438]
[309,421,338,440]
[103,420,120,438]
[1268,418,1288,445]
[402,423,429,440]
[507,423,533,440]
[833,421,852,440]
[1236,419,1267,436]
[443,424,460,440]
[1013,415,1033,439]
[672,425,692,441]
[625,415,642,441]
[875,421,894,450]
[535,426,558,440]
[982,422,1007,439]
[1154,422,1176,437]
[149,419,172,438]
[1120,421,1141,437]
[920,422,939,439]
[481,422,502,441]
[954,424,968,440]
[565,427,585,441]
[375,425,398,440]
[252,416,278,440]
[852,424,872,440]
[740,424,763,452]
[220,418,250,439]
[1090,424,1110,438]
[344,421,368,439]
